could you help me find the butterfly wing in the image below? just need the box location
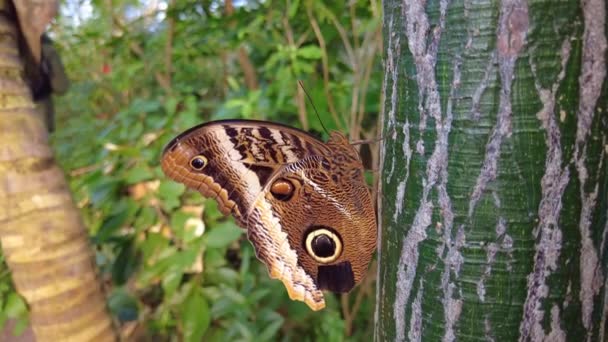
[161,120,334,309]
[161,120,329,217]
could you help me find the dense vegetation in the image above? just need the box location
[1,1,383,340]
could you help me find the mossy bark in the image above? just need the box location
[375,0,607,340]
[0,12,116,342]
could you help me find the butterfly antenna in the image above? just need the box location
[298,80,330,136]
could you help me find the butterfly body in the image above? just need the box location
[161,120,377,310]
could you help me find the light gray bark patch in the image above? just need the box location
[575,0,607,334]
[502,233,514,272]
[545,304,566,342]
[576,0,606,152]
[394,121,413,223]
[519,36,570,342]
[467,70,512,217]
[468,0,528,218]
[495,214,514,270]
[495,215,506,236]
[492,191,501,208]
[384,23,401,182]
[394,181,407,222]
[440,2,463,340]
[477,217,508,302]
[443,286,463,342]
[484,316,496,342]
[436,36,465,342]
[416,139,425,155]
[477,241,499,302]
[405,0,448,156]
[470,52,498,121]
[408,279,424,342]
[440,47,461,342]
[395,200,431,342]
[563,281,573,310]
[579,156,603,334]
[403,119,412,159]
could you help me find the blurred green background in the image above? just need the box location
[1,0,383,340]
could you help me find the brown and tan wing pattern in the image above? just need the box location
[161,120,332,310]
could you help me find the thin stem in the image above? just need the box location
[306,4,343,130]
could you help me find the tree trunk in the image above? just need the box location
[0,11,116,342]
[375,0,606,341]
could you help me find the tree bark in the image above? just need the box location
[0,11,116,342]
[375,0,607,341]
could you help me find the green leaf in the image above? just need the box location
[239,243,253,276]
[314,310,345,342]
[139,232,169,262]
[0,313,6,334]
[204,248,227,270]
[206,267,239,287]
[171,248,199,270]
[4,293,26,318]
[258,315,284,341]
[12,317,29,336]
[203,221,243,248]
[108,288,139,322]
[297,45,323,59]
[233,321,254,340]
[248,288,272,304]
[158,180,185,211]
[203,199,223,222]
[170,210,190,240]
[220,287,247,306]
[288,0,300,18]
[112,241,139,285]
[162,268,183,299]
[96,212,128,240]
[94,199,138,243]
[182,289,210,342]
[124,166,154,184]
[210,297,239,318]
[90,180,120,209]
[159,180,186,198]
[133,206,157,232]
[164,97,178,117]
[131,98,161,113]
[137,245,177,285]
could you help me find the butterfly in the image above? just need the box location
[161,120,377,310]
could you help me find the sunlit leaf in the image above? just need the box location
[297,45,323,59]
[124,166,155,184]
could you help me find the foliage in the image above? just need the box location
[0,0,382,340]
[0,256,28,337]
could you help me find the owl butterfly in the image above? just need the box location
[160,120,377,310]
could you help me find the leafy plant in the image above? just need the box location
[0,0,383,340]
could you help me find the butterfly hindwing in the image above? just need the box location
[161,120,377,310]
